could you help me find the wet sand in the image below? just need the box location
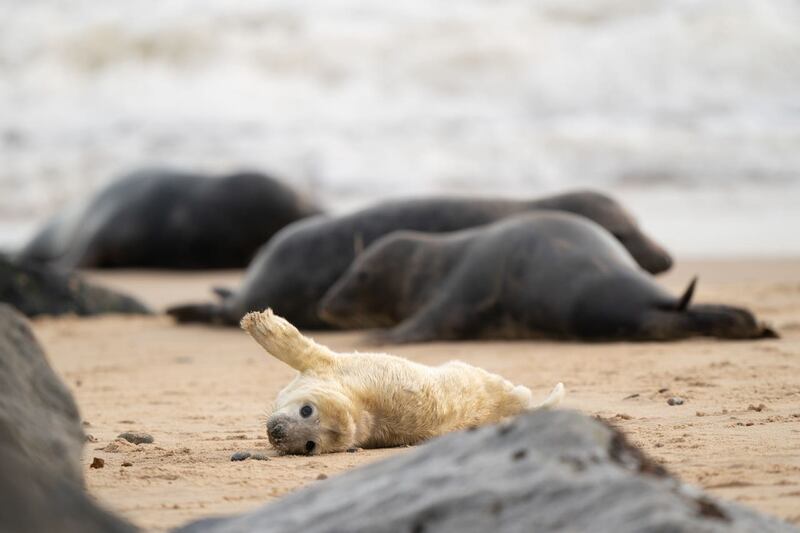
[30,258,800,530]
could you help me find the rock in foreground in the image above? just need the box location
[0,255,149,317]
[0,304,136,533]
[176,410,795,533]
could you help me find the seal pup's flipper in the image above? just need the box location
[535,382,565,409]
[241,308,337,372]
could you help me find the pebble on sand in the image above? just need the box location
[667,397,685,406]
[231,451,251,461]
[250,453,270,461]
[117,431,154,444]
[90,457,105,469]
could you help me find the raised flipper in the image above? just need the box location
[675,276,697,311]
[240,308,337,372]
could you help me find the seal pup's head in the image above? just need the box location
[241,308,376,454]
[266,379,360,455]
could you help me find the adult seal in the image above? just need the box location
[318,212,777,342]
[167,191,673,328]
[18,168,321,270]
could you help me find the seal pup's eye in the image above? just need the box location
[300,405,313,418]
[305,441,316,453]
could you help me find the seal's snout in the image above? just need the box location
[267,417,289,443]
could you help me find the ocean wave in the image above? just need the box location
[0,0,798,254]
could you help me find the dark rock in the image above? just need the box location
[117,432,154,445]
[90,457,105,469]
[668,397,685,406]
[0,304,136,532]
[176,410,795,533]
[0,255,149,317]
[250,453,270,461]
[122,462,133,467]
[231,451,251,462]
[316,473,328,480]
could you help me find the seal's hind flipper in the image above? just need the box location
[675,276,698,311]
[212,286,235,301]
[166,303,234,325]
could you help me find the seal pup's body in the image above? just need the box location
[241,309,564,455]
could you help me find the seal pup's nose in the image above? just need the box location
[267,419,287,441]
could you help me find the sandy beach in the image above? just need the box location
[29,258,800,531]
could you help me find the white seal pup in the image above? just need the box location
[241,308,564,455]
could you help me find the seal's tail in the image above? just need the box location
[536,382,565,409]
[166,303,236,326]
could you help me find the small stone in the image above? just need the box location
[90,457,105,469]
[117,431,154,444]
[250,453,270,461]
[102,439,140,453]
[316,473,328,480]
[658,388,669,394]
[667,397,684,406]
[745,422,754,427]
[122,462,133,467]
[695,411,706,417]
[346,447,361,453]
[231,451,251,461]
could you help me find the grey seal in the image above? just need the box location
[19,168,321,269]
[318,212,775,342]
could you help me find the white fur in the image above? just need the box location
[242,308,565,453]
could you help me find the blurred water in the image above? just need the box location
[1,0,799,256]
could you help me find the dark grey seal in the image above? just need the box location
[318,212,776,342]
[167,191,672,328]
[18,168,321,269]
